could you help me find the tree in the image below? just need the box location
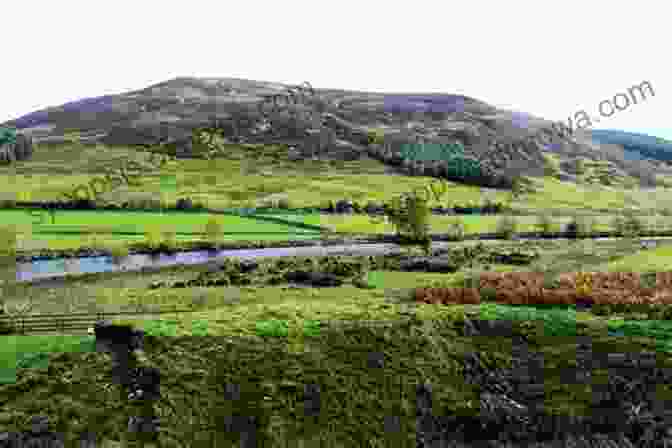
[496,215,518,239]
[382,191,432,255]
[204,215,222,243]
[406,193,431,241]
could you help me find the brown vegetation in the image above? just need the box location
[413,271,672,307]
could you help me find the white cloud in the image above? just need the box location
[3,0,670,139]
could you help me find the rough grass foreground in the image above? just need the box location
[3,289,672,446]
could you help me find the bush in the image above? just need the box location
[176,197,194,210]
[204,216,222,242]
[535,214,555,236]
[566,215,596,237]
[160,229,178,250]
[70,198,97,210]
[144,226,164,250]
[479,286,498,302]
[496,215,518,239]
[0,226,17,265]
[541,272,562,290]
[405,193,431,241]
[109,244,130,264]
[277,198,291,209]
[611,213,645,237]
[639,272,657,290]
[446,218,466,241]
[261,198,279,209]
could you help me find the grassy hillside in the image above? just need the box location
[1,138,672,254]
[1,139,669,212]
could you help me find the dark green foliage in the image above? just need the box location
[611,213,645,237]
[542,273,563,290]
[176,197,194,210]
[565,216,595,238]
[446,218,466,241]
[479,286,498,302]
[639,272,658,290]
[0,127,17,146]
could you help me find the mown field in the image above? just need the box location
[0,208,322,253]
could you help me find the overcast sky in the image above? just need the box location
[3,0,669,140]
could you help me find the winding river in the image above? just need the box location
[7,236,672,284]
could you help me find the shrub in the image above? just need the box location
[405,193,431,242]
[479,286,498,302]
[541,272,562,290]
[176,197,194,210]
[639,272,657,290]
[85,228,107,252]
[262,198,279,209]
[566,215,596,237]
[71,198,97,210]
[0,226,17,267]
[535,214,555,236]
[496,215,518,239]
[611,213,645,237]
[204,216,222,242]
[144,226,164,250]
[565,220,579,238]
[160,229,178,250]
[277,198,291,209]
[446,218,466,241]
[109,244,130,259]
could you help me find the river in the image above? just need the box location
[6,236,672,284]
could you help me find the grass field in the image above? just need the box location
[3,138,672,444]
[3,207,672,254]
[0,209,323,253]
[1,139,670,213]
[316,213,672,235]
[0,139,670,255]
[0,209,322,235]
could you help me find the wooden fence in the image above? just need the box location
[0,308,198,335]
